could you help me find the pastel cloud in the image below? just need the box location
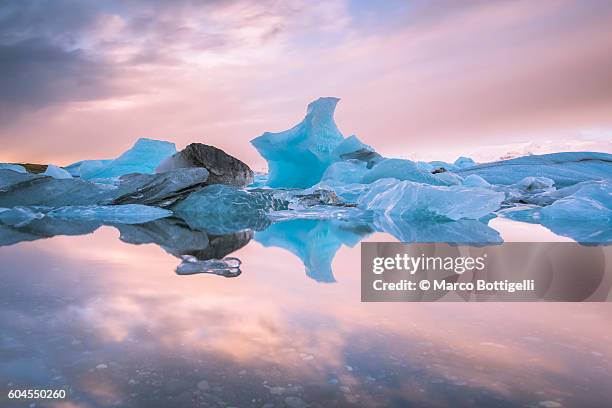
[0,0,610,167]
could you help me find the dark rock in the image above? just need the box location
[432,167,447,174]
[156,143,254,187]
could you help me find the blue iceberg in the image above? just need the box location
[361,158,448,185]
[43,164,72,179]
[251,97,345,188]
[0,164,27,173]
[47,204,172,224]
[358,179,504,221]
[72,138,176,180]
[457,152,612,187]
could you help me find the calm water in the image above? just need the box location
[0,219,611,408]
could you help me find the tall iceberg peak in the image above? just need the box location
[251,97,345,188]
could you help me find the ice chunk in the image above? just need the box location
[0,175,115,207]
[0,169,42,190]
[64,159,111,177]
[176,256,241,277]
[454,156,476,169]
[43,164,72,179]
[463,174,491,188]
[110,168,209,207]
[251,97,345,188]
[361,159,448,185]
[0,164,27,173]
[513,176,554,192]
[374,216,502,244]
[77,138,176,180]
[0,207,44,227]
[540,181,611,221]
[358,179,504,220]
[172,184,286,234]
[457,152,612,187]
[432,171,463,185]
[47,204,172,224]
[321,160,369,184]
[332,135,383,168]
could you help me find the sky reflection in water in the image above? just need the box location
[0,221,611,408]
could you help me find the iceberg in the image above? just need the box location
[361,159,448,185]
[454,156,476,169]
[47,204,172,224]
[332,135,383,168]
[0,207,44,227]
[320,160,369,184]
[463,174,491,188]
[173,184,285,234]
[110,168,209,207]
[457,152,612,187]
[0,174,115,207]
[75,138,176,180]
[43,164,72,179]
[251,97,345,188]
[540,181,611,221]
[513,176,555,192]
[358,178,504,220]
[0,164,27,173]
[176,256,241,277]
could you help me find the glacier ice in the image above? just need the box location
[540,180,611,221]
[361,159,448,185]
[513,176,555,192]
[47,204,172,224]
[454,156,476,169]
[0,164,27,173]
[173,184,285,234]
[0,174,116,207]
[176,256,241,277]
[332,135,383,168]
[0,207,44,227]
[43,164,73,179]
[251,97,345,188]
[75,138,176,180]
[463,174,491,188]
[320,160,369,184]
[457,152,612,187]
[358,178,504,221]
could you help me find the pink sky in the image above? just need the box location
[1,0,611,168]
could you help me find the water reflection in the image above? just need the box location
[0,229,611,407]
[0,210,508,282]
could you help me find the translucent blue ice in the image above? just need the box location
[457,152,612,187]
[361,159,448,185]
[540,180,611,221]
[463,174,491,188]
[0,164,26,173]
[43,164,72,179]
[358,179,504,220]
[251,97,345,188]
[73,138,176,180]
[47,204,172,224]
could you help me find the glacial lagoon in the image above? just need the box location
[1,216,612,408]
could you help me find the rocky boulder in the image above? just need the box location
[156,143,254,188]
